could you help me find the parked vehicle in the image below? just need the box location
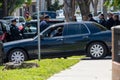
[3,21,111,63]
[0,40,4,64]
[0,20,9,42]
[23,19,64,39]
[32,11,57,19]
[2,16,26,24]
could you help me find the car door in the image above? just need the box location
[33,24,66,57]
[63,23,90,53]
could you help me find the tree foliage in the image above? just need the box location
[0,0,32,16]
[48,0,62,11]
[105,0,120,10]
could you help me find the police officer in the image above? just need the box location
[98,14,106,27]
[88,14,98,23]
[10,19,22,41]
[106,13,114,30]
[40,15,50,32]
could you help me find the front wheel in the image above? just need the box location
[87,42,107,59]
[8,49,27,64]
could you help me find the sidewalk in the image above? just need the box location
[48,59,112,80]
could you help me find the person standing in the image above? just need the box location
[82,15,88,21]
[113,14,120,26]
[10,19,22,41]
[106,13,114,30]
[25,12,32,21]
[40,15,50,32]
[88,14,98,23]
[98,14,106,27]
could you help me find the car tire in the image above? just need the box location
[8,49,27,64]
[87,42,107,59]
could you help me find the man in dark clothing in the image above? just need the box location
[40,15,50,32]
[54,27,63,37]
[10,19,22,41]
[113,14,120,26]
[106,13,114,30]
[88,14,98,23]
[98,14,106,27]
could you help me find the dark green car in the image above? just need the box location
[3,21,111,63]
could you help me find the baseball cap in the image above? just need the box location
[11,18,17,22]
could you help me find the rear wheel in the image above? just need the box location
[87,42,107,59]
[8,49,27,64]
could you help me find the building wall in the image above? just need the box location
[13,0,47,16]
[52,0,63,5]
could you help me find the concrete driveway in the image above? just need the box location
[48,57,112,80]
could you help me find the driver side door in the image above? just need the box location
[34,24,66,57]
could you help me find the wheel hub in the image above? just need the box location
[11,51,24,64]
[90,44,104,58]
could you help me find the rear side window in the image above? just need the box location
[85,23,107,33]
[65,23,89,36]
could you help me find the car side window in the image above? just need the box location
[65,24,89,36]
[24,23,37,33]
[85,23,107,33]
[66,24,80,36]
[79,24,89,34]
[43,25,64,38]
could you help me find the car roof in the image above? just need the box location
[3,16,24,18]
[0,19,7,22]
[49,21,94,27]
[28,19,64,23]
[33,11,56,14]
[3,16,24,20]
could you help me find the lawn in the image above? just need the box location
[0,56,84,80]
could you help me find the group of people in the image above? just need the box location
[83,13,120,30]
[8,12,120,41]
[8,15,50,41]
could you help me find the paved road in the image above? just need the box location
[48,59,112,80]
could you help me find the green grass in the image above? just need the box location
[0,56,84,80]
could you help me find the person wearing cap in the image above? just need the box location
[106,13,114,30]
[39,15,50,32]
[98,14,106,27]
[10,19,22,41]
[88,14,98,23]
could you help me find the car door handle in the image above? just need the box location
[82,36,88,39]
[57,38,63,41]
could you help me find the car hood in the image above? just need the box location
[4,38,34,46]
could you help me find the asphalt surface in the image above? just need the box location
[48,57,112,80]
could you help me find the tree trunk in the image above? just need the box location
[2,0,8,17]
[63,0,75,22]
[103,0,107,19]
[46,0,52,11]
[76,0,90,20]
[93,0,98,16]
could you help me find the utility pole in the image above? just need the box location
[36,0,41,61]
